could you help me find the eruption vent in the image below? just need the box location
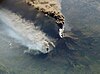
[26,0,65,38]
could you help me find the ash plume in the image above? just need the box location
[26,0,65,38]
[0,0,72,54]
[0,9,55,54]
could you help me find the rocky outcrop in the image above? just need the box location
[26,0,65,29]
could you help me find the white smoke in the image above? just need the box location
[0,9,54,54]
[57,0,71,37]
[58,0,62,5]
[57,0,62,10]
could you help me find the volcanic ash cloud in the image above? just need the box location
[26,0,65,38]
